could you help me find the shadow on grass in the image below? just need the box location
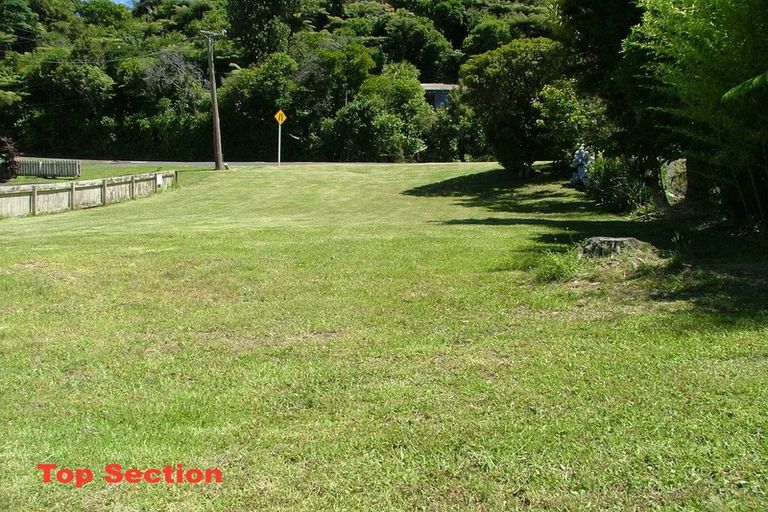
[441,216,678,251]
[643,264,768,320]
[405,168,768,325]
[404,168,767,256]
[404,168,677,248]
[404,168,597,216]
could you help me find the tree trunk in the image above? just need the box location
[650,185,670,211]
[682,157,711,206]
[640,155,670,211]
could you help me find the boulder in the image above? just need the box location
[579,237,654,258]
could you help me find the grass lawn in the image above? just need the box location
[0,163,766,510]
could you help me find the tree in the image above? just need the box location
[291,32,374,120]
[357,63,435,159]
[320,62,435,162]
[532,79,612,161]
[555,0,674,209]
[462,18,512,56]
[554,0,643,93]
[632,0,768,228]
[28,0,78,28]
[0,0,39,55]
[226,0,301,63]
[18,62,116,156]
[379,10,458,82]
[461,37,564,172]
[2,0,521,161]
[289,32,375,158]
[422,106,460,162]
[430,0,469,48]
[77,0,129,28]
[143,49,206,113]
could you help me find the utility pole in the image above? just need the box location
[202,30,225,171]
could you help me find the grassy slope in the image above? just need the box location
[0,163,766,511]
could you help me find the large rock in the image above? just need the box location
[579,237,654,258]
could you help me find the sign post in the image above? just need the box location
[274,109,287,166]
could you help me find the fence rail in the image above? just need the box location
[17,157,81,178]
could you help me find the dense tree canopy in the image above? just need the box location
[0,0,550,161]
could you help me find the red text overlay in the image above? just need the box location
[37,464,223,487]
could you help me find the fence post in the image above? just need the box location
[130,175,135,199]
[103,179,108,206]
[70,181,76,210]
[31,185,38,216]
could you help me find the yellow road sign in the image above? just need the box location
[274,109,287,125]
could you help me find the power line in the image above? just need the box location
[5,36,193,65]
[32,49,174,65]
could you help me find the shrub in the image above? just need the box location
[422,107,459,162]
[320,97,406,162]
[533,251,581,283]
[586,156,650,213]
[0,136,20,182]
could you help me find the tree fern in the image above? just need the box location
[722,70,768,102]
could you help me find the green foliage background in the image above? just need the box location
[0,0,550,162]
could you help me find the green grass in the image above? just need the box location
[0,163,766,511]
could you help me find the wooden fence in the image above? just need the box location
[0,171,177,218]
[17,157,81,178]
